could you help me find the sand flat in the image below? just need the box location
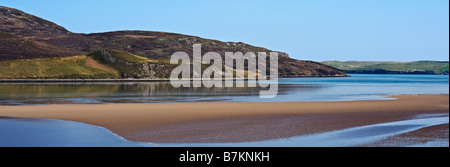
[0,94,448,143]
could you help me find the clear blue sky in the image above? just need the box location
[1,0,449,61]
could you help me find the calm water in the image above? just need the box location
[1,74,448,147]
[0,74,448,105]
[1,115,447,147]
[0,116,146,147]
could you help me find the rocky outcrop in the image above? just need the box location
[93,50,174,79]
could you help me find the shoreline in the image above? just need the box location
[0,76,349,83]
[0,79,172,83]
[0,94,448,144]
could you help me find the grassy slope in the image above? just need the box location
[323,61,449,74]
[0,55,119,79]
[0,49,173,79]
[105,49,157,63]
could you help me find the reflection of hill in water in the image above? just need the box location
[0,83,120,95]
[0,75,448,105]
[121,82,324,96]
[0,82,324,105]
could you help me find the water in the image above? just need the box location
[0,116,148,147]
[2,115,447,147]
[170,116,449,147]
[0,74,448,147]
[0,74,448,105]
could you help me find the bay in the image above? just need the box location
[0,74,448,105]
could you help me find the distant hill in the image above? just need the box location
[322,61,449,75]
[0,6,348,79]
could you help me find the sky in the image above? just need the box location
[1,0,449,61]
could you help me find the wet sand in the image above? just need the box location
[0,94,448,143]
[360,123,449,147]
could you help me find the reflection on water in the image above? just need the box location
[0,74,448,105]
[0,82,321,105]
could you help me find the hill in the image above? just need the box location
[323,61,449,75]
[0,6,348,78]
[0,6,69,38]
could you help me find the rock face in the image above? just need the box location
[0,6,348,78]
[91,49,174,79]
